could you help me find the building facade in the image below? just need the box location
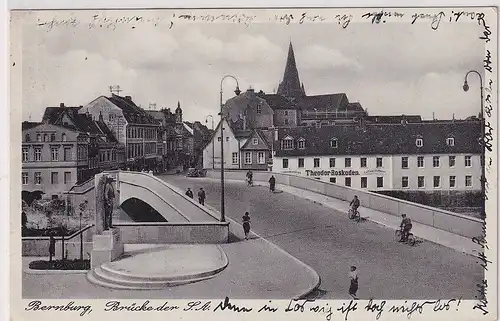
[79,94,162,171]
[273,121,482,196]
[22,123,90,198]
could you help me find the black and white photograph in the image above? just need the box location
[8,6,498,321]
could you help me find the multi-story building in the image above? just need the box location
[41,104,126,175]
[79,94,162,171]
[272,120,482,206]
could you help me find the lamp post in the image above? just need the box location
[219,75,241,222]
[463,70,486,219]
[205,115,215,169]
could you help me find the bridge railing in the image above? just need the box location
[117,171,222,223]
[206,170,482,239]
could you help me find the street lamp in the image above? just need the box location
[463,70,486,219]
[219,75,240,222]
[205,115,215,169]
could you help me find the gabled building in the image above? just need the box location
[79,94,162,171]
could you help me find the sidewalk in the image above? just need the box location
[251,181,481,257]
[23,218,320,300]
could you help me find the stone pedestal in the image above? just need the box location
[91,228,124,268]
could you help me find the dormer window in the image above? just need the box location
[416,138,423,147]
[282,136,294,150]
[62,133,67,142]
[25,134,30,142]
[297,138,305,149]
[256,104,262,114]
[252,138,258,145]
[446,137,455,146]
[330,138,338,148]
[50,133,56,142]
[36,134,41,142]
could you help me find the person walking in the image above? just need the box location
[242,212,251,240]
[185,188,194,199]
[198,188,206,205]
[349,266,359,300]
[269,175,276,192]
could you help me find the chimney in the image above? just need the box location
[60,103,65,107]
[125,96,132,101]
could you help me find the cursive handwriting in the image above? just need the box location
[37,17,79,31]
[25,300,92,316]
[482,122,494,153]
[411,11,445,30]
[477,13,492,43]
[104,300,179,312]
[183,300,212,311]
[213,297,252,312]
[257,301,279,313]
[337,300,357,321]
[483,50,492,73]
[361,10,404,24]
[365,299,385,319]
[299,12,326,24]
[450,10,483,22]
[179,13,255,27]
[474,280,488,315]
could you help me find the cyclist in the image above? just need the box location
[246,170,253,186]
[349,195,360,218]
[399,214,413,242]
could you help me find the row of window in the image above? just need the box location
[230,152,267,165]
[24,133,68,143]
[127,127,158,140]
[22,146,74,162]
[324,175,474,188]
[281,136,456,150]
[282,155,473,169]
[22,171,72,185]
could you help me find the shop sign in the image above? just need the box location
[305,169,360,176]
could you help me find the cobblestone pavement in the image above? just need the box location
[161,175,482,300]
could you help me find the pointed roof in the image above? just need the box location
[277,41,305,100]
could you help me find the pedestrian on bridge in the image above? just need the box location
[185,188,193,199]
[269,175,276,192]
[198,188,206,205]
[349,265,359,300]
[242,212,251,240]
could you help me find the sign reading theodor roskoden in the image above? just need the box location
[305,169,361,177]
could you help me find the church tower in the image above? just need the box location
[277,41,306,100]
[175,101,182,123]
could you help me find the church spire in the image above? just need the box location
[277,41,305,100]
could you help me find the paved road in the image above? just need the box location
[160,175,482,300]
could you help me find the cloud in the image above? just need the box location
[298,44,363,71]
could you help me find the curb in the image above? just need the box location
[273,184,482,259]
[24,269,88,275]
[204,203,321,299]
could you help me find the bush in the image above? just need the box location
[29,259,90,270]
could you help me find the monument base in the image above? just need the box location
[91,228,124,269]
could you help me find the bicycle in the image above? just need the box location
[348,208,361,222]
[394,229,416,246]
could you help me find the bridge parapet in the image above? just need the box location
[206,170,482,239]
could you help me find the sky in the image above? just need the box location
[20,9,486,124]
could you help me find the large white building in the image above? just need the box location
[273,120,482,194]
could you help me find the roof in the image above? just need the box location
[183,122,194,135]
[295,93,348,111]
[107,94,159,125]
[275,121,481,157]
[347,102,364,112]
[22,121,40,131]
[366,115,422,124]
[277,41,305,100]
[256,93,296,110]
[42,106,82,123]
[40,106,118,142]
